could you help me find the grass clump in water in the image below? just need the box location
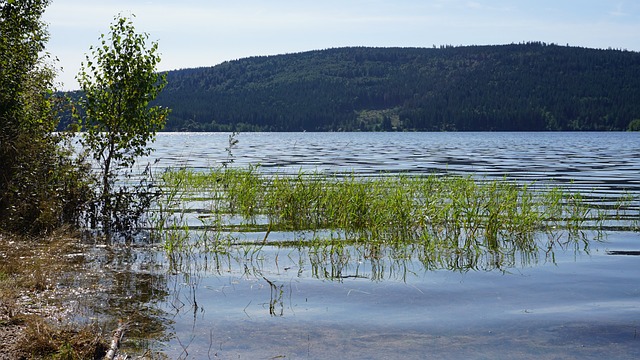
[154,167,624,255]
[153,167,640,276]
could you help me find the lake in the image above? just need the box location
[105,132,640,359]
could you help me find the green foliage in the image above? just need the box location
[0,0,93,234]
[75,15,169,236]
[628,119,640,131]
[155,167,634,271]
[152,43,640,132]
[158,167,625,243]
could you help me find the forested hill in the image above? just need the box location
[155,43,640,132]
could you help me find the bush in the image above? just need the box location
[0,132,94,234]
[0,0,94,234]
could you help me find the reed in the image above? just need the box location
[153,166,635,270]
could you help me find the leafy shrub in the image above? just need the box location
[0,0,94,234]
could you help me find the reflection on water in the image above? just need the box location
[69,229,583,356]
[67,242,172,355]
[148,231,640,359]
[92,132,640,358]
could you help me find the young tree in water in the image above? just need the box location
[76,14,169,236]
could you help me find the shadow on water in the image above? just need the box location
[606,250,640,255]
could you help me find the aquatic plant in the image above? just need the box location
[161,168,604,232]
[149,166,637,276]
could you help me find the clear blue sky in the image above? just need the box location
[43,0,640,90]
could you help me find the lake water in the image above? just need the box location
[152,132,640,187]
[114,132,640,358]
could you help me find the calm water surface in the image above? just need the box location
[121,132,640,359]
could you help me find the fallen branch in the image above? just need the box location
[104,320,128,360]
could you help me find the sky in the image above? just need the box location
[42,0,640,90]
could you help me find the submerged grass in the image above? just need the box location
[152,166,638,271]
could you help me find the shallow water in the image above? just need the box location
[118,132,640,358]
[117,231,640,359]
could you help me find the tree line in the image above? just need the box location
[153,43,640,132]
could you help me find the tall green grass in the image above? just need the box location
[155,167,637,245]
[150,166,640,275]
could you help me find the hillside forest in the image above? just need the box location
[65,43,640,132]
